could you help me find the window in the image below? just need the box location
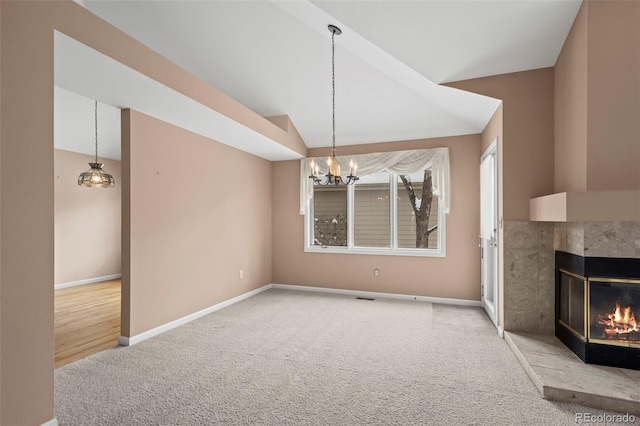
[312,186,347,247]
[306,168,445,257]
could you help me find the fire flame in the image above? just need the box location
[598,303,638,336]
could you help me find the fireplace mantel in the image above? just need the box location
[529,190,640,222]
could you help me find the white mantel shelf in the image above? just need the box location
[529,190,640,222]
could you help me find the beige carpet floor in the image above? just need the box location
[55,289,631,425]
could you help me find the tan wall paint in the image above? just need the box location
[273,134,482,301]
[586,0,640,191]
[55,149,121,285]
[555,0,640,193]
[554,0,588,192]
[446,68,555,221]
[1,2,55,424]
[0,1,288,422]
[480,105,505,329]
[123,110,272,336]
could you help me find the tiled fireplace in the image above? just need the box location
[555,251,640,370]
[503,220,640,338]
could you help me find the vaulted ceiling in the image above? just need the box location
[58,1,581,160]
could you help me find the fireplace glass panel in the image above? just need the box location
[559,271,586,338]
[589,279,640,347]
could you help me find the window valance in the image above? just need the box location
[300,147,450,215]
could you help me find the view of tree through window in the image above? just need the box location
[310,168,440,253]
[398,169,438,248]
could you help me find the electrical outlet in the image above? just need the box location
[373,268,380,277]
[239,270,244,279]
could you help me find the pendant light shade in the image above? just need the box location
[78,162,115,188]
[78,101,115,188]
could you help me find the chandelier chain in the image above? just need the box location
[332,29,336,151]
[94,100,99,163]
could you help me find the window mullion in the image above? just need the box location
[390,174,398,250]
[347,183,354,248]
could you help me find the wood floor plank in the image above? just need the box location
[54,279,121,368]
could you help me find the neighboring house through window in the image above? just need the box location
[301,148,449,257]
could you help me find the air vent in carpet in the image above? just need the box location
[355,297,375,301]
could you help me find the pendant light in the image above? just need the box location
[309,25,358,186]
[78,101,115,188]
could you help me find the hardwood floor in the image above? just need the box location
[55,279,121,368]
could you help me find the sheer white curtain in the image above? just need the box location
[300,147,450,215]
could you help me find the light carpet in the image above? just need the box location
[55,289,628,425]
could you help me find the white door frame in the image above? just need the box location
[480,139,499,329]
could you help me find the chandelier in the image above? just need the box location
[309,24,358,186]
[78,101,115,188]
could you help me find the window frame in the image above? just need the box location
[304,172,446,257]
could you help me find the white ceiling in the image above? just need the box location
[61,0,581,159]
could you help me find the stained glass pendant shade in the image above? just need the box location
[78,101,115,188]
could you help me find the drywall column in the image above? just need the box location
[0,2,55,424]
[123,109,272,339]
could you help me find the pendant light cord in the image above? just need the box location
[94,100,99,163]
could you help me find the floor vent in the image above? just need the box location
[355,297,375,301]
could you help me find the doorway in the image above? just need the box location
[480,139,499,328]
[53,88,123,367]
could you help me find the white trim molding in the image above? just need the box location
[118,283,482,347]
[41,418,59,426]
[271,283,482,307]
[55,274,121,290]
[497,325,505,338]
[119,284,273,346]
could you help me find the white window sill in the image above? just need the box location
[304,245,446,258]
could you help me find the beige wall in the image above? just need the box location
[0,1,292,423]
[122,110,272,336]
[55,149,121,285]
[1,2,55,424]
[273,135,482,301]
[586,0,640,191]
[447,68,555,221]
[555,0,640,192]
[554,0,588,192]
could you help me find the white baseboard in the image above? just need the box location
[55,274,121,290]
[41,418,58,426]
[119,284,273,346]
[119,283,481,346]
[270,283,482,307]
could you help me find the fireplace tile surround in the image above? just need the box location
[503,221,640,335]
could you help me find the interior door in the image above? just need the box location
[480,140,499,328]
